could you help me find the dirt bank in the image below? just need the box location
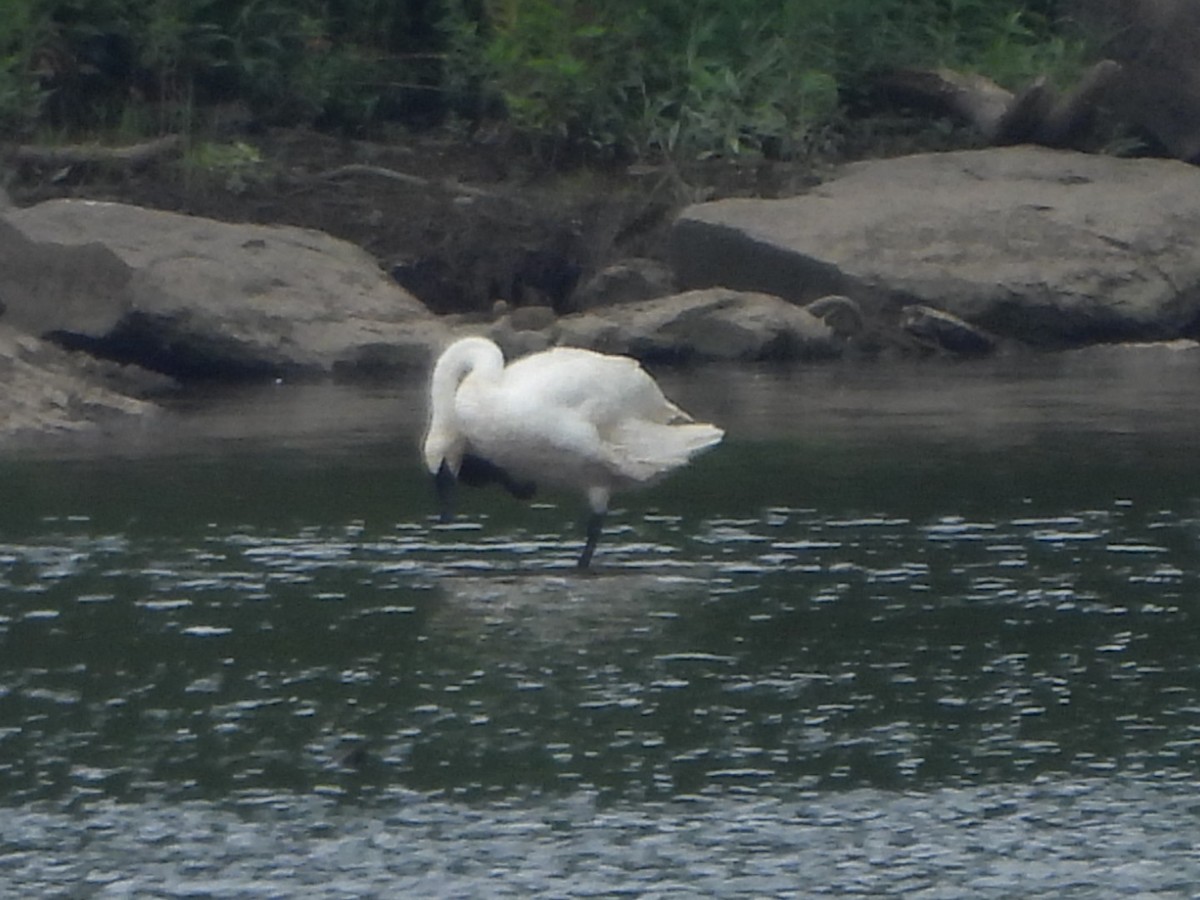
[5,127,827,319]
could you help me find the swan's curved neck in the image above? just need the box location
[430,337,504,406]
[423,337,505,473]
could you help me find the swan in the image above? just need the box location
[423,336,723,568]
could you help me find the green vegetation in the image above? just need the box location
[184,138,265,192]
[1,0,1088,159]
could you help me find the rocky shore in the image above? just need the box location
[4,144,1200,441]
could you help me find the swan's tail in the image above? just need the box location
[610,421,724,482]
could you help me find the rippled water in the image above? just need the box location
[3,351,1200,896]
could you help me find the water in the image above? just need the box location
[3,350,1200,897]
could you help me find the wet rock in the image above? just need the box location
[672,147,1200,349]
[0,323,160,440]
[805,295,865,339]
[1,199,449,378]
[557,288,840,362]
[901,304,1000,356]
[1062,338,1200,360]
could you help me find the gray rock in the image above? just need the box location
[557,288,840,362]
[508,305,557,332]
[901,304,999,356]
[805,295,865,339]
[1,199,449,376]
[1064,337,1200,359]
[1069,0,1200,162]
[569,257,676,311]
[672,147,1200,348]
[0,217,132,336]
[485,319,556,359]
[0,323,158,440]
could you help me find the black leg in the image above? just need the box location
[577,510,604,570]
[434,461,457,523]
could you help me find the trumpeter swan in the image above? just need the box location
[423,336,723,568]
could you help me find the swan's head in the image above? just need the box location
[422,420,462,476]
[422,418,465,524]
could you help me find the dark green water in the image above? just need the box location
[3,353,1200,896]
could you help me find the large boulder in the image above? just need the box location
[672,147,1200,349]
[1,199,448,377]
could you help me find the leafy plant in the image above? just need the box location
[476,0,641,156]
[0,0,1092,156]
[454,0,1086,161]
[184,138,265,192]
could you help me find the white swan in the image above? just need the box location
[423,336,723,568]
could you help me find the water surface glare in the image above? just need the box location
[3,355,1200,896]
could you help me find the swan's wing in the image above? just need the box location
[455,375,620,487]
[502,347,683,426]
[457,346,721,488]
[607,420,724,482]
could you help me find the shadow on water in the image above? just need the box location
[4,353,1200,895]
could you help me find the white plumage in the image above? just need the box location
[423,336,723,568]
